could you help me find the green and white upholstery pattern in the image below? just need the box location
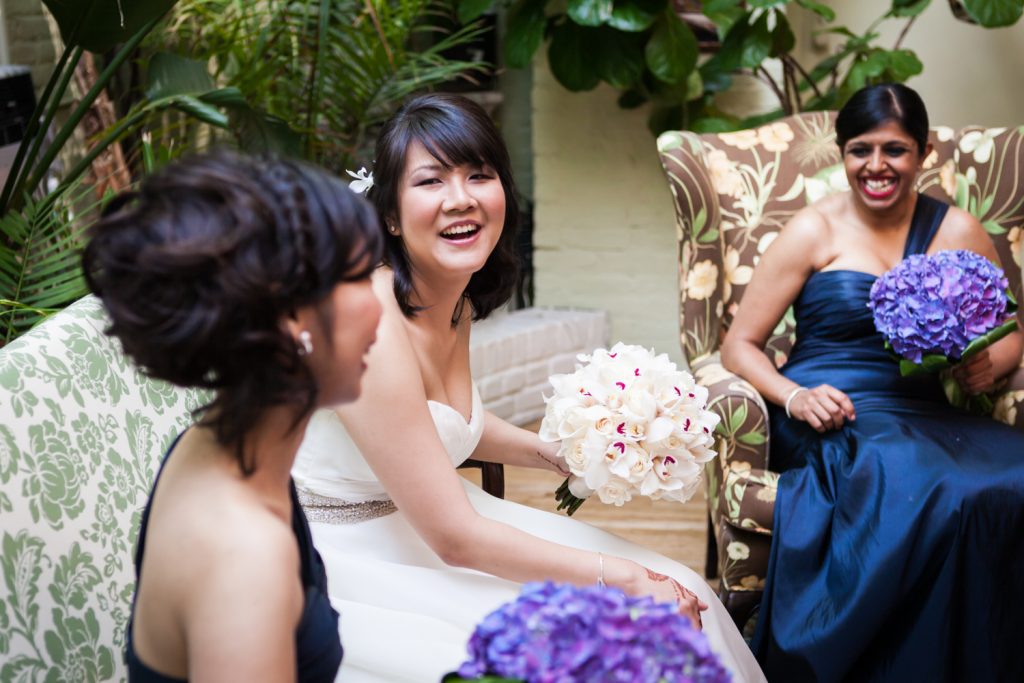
[0,296,207,682]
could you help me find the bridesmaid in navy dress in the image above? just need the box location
[82,152,382,681]
[721,83,1024,681]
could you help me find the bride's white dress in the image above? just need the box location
[292,384,765,682]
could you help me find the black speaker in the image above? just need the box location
[0,66,36,146]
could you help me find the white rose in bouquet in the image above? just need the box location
[539,343,720,515]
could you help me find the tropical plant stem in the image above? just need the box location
[894,15,919,50]
[304,0,332,160]
[363,0,395,68]
[756,65,791,115]
[782,54,822,101]
[0,46,84,218]
[45,108,153,207]
[18,14,166,213]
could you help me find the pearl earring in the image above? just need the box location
[298,330,313,356]
[388,224,399,235]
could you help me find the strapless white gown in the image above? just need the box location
[292,385,765,682]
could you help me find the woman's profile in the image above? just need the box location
[82,151,382,681]
[722,83,1024,681]
[291,94,766,682]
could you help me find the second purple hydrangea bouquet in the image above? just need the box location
[868,249,1018,413]
[443,582,731,683]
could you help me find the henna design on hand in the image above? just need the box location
[645,568,703,629]
[537,450,570,476]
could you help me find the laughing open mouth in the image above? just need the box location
[860,177,897,199]
[440,223,481,241]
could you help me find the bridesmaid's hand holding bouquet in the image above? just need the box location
[868,249,1018,413]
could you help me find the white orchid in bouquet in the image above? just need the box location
[539,343,720,515]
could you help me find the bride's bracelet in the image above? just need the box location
[597,552,606,588]
[784,386,808,419]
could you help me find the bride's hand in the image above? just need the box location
[535,441,570,476]
[638,567,708,630]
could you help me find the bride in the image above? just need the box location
[292,93,765,682]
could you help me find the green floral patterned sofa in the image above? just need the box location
[656,113,1024,631]
[0,296,207,682]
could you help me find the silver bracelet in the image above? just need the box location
[784,386,808,419]
[597,552,606,588]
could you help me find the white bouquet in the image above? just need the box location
[539,343,720,515]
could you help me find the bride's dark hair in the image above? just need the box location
[369,93,520,324]
[836,82,930,154]
[82,150,382,473]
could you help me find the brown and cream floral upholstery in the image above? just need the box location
[657,113,1024,630]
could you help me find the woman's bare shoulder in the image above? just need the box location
[786,201,833,236]
[767,200,836,269]
[938,205,988,241]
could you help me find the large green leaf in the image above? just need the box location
[457,0,493,23]
[795,0,835,21]
[594,28,646,88]
[702,11,752,75]
[607,0,663,32]
[568,0,614,27]
[645,10,697,84]
[770,11,795,56]
[42,0,178,52]
[146,52,216,100]
[548,22,602,91]
[963,0,1023,26]
[741,13,774,68]
[702,0,744,29]
[505,0,548,68]
[891,0,932,17]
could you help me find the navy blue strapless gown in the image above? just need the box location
[752,195,1024,682]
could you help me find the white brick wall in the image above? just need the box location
[470,307,609,425]
[531,54,690,368]
[4,0,60,96]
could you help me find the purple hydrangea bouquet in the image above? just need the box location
[442,582,731,683]
[867,249,1019,413]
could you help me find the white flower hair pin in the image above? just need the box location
[346,167,374,194]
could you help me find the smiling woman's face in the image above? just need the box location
[394,140,505,287]
[842,119,930,212]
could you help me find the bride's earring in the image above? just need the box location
[388,224,400,236]
[297,330,313,356]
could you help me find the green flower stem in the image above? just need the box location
[554,478,586,516]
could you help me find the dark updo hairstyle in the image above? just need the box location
[835,82,930,154]
[82,150,382,473]
[369,93,520,324]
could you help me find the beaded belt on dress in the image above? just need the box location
[297,489,397,524]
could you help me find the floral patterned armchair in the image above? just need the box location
[0,297,207,681]
[656,113,1024,631]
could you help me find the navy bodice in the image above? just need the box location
[126,435,343,682]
